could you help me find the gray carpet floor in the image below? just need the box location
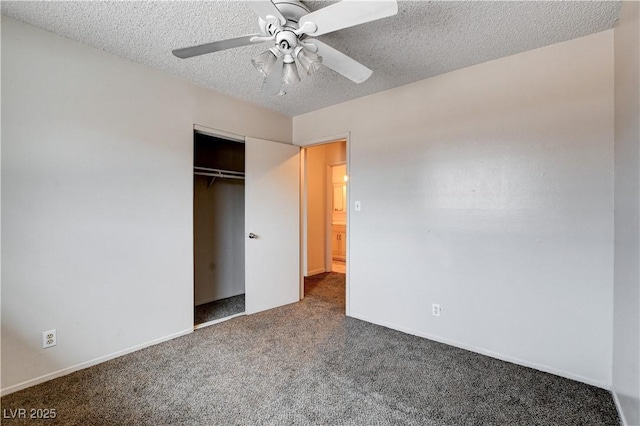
[1,272,619,425]
[195,294,245,326]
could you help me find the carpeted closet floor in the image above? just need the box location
[1,272,619,425]
[194,294,245,326]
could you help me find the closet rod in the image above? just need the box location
[194,171,245,180]
[194,166,244,176]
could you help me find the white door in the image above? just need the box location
[245,137,300,314]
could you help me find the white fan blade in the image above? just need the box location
[299,0,398,36]
[245,0,286,25]
[173,35,261,59]
[308,40,373,83]
[264,54,285,95]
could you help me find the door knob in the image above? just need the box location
[248,233,258,239]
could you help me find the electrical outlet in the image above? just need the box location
[42,329,56,349]
[432,304,441,317]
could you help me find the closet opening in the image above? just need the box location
[193,130,245,328]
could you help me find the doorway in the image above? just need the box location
[193,130,246,328]
[302,139,348,311]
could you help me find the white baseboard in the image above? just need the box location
[195,291,244,306]
[193,312,245,330]
[306,268,326,277]
[612,389,640,426]
[195,296,216,306]
[0,328,193,397]
[613,391,629,426]
[347,312,609,390]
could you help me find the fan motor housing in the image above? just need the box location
[259,0,310,35]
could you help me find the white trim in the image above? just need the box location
[613,390,630,426]
[348,312,610,390]
[0,328,193,396]
[194,291,245,307]
[195,296,217,306]
[306,268,327,276]
[193,124,245,143]
[345,135,351,316]
[193,312,245,330]
[301,148,308,284]
[295,132,349,147]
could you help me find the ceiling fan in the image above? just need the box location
[172,0,398,95]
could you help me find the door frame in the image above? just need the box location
[298,132,351,315]
[191,124,246,328]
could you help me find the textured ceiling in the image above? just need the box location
[1,1,621,117]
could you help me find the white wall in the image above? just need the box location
[613,2,640,424]
[294,30,614,387]
[1,17,291,393]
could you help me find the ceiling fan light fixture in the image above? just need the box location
[251,49,278,78]
[296,47,322,75]
[282,62,301,85]
[174,0,399,94]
